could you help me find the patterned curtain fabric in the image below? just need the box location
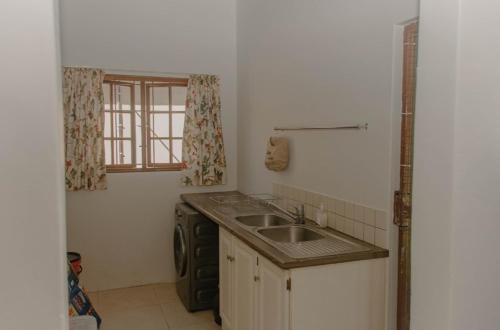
[63,67,107,191]
[181,75,227,186]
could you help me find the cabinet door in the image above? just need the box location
[219,228,234,330]
[256,256,290,330]
[233,238,257,330]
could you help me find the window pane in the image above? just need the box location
[172,113,185,137]
[114,140,132,165]
[151,86,169,111]
[104,112,111,137]
[116,113,132,138]
[135,112,142,166]
[153,139,170,163]
[116,85,131,110]
[150,113,169,138]
[105,140,112,165]
[135,84,141,110]
[172,86,187,111]
[121,140,132,164]
[113,113,132,138]
[103,84,110,110]
[172,139,183,163]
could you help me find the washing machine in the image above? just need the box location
[174,203,219,312]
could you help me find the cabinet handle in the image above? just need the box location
[227,255,235,262]
[254,276,260,282]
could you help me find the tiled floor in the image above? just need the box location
[87,283,220,330]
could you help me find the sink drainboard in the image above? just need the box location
[263,237,370,259]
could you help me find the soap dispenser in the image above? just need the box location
[316,203,328,228]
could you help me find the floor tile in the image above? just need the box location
[91,283,220,330]
[100,305,168,330]
[153,283,178,304]
[99,285,157,314]
[161,303,214,329]
[169,323,220,330]
[86,291,99,304]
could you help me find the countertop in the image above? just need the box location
[181,191,389,269]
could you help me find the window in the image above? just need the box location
[103,74,188,172]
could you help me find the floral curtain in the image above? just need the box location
[63,67,107,191]
[181,75,227,186]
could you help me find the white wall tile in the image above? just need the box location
[375,210,388,230]
[318,194,328,210]
[335,199,346,216]
[312,193,321,207]
[272,183,278,196]
[354,205,365,222]
[364,225,375,244]
[327,212,336,228]
[364,208,376,226]
[282,198,289,211]
[296,188,303,201]
[344,219,355,236]
[274,186,389,248]
[327,197,336,212]
[336,216,346,233]
[312,206,319,222]
[305,205,314,220]
[305,191,313,205]
[281,185,288,198]
[345,203,354,219]
[354,222,364,240]
[375,228,387,249]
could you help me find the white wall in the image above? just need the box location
[411,0,459,328]
[237,0,418,209]
[413,0,500,329]
[450,1,500,327]
[0,1,67,330]
[236,1,417,329]
[60,0,237,291]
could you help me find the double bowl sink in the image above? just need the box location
[235,214,325,243]
[232,213,369,259]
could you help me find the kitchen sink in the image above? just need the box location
[257,226,325,243]
[235,214,291,227]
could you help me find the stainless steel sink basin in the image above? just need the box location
[234,214,291,227]
[257,226,325,243]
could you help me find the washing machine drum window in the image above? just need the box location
[174,224,188,277]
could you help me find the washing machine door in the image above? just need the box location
[174,223,188,278]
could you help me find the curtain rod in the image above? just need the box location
[63,66,192,78]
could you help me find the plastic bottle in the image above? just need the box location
[316,203,328,228]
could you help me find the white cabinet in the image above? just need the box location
[219,228,289,330]
[233,238,257,330]
[255,256,289,330]
[289,260,387,330]
[219,227,387,330]
[219,228,234,330]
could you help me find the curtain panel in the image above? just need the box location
[181,75,227,186]
[63,67,107,191]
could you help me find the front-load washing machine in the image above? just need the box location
[174,203,219,312]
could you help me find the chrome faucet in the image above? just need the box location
[292,204,306,224]
[268,202,306,225]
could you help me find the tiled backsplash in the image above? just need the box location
[272,183,388,249]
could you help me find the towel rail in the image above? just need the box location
[273,123,368,131]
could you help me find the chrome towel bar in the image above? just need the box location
[273,123,368,131]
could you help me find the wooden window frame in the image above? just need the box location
[103,74,188,173]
